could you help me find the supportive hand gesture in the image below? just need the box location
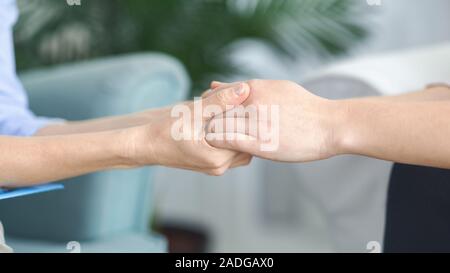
[126,82,253,175]
[205,80,344,162]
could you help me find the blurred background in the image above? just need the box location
[4,0,449,252]
[14,0,369,95]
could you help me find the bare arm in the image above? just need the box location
[337,85,450,168]
[338,97,450,169]
[355,85,450,102]
[45,85,446,136]
[1,109,164,186]
[36,111,154,136]
[207,80,450,169]
[0,83,251,187]
[0,130,133,187]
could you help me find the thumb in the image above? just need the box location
[210,81,239,90]
[210,81,225,90]
[202,82,250,114]
[202,81,235,98]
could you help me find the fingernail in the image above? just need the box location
[234,83,245,96]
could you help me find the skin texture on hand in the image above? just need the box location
[205,80,343,162]
[125,83,253,175]
[206,80,450,169]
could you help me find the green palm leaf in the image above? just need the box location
[14,0,368,96]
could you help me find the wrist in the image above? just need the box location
[327,99,358,156]
[136,107,168,122]
[116,126,158,168]
[124,108,172,167]
[82,130,139,169]
[109,129,137,168]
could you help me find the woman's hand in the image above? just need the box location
[205,80,345,162]
[125,83,253,175]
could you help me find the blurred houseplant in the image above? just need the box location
[14,0,368,96]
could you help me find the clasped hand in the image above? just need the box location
[127,79,343,176]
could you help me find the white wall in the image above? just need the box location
[359,0,450,53]
[229,0,450,81]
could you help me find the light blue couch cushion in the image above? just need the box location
[0,53,189,249]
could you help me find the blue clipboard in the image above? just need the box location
[0,184,64,200]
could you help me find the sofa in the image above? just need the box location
[0,53,189,252]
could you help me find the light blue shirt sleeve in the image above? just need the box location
[0,0,62,136]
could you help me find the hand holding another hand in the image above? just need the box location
[205,80,346,163]
[124,83,253,175]
[121,79,346,175]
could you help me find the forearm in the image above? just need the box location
[355,85,450,103]
[0,130,137,187]
[36,111,154,136]
[335,98,450,169]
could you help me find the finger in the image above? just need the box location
[201,88,213,98]
[211,81,241,90]
[203,153,238,176]
[206,132,260,155]
[169,152,236,174]
[202,81,239,99]
[230,152,248,165]
[230,153,253,168]
[207,117,261,138]
[201,82,250,120]
[206,103,258,121]
[211,81,226,89]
